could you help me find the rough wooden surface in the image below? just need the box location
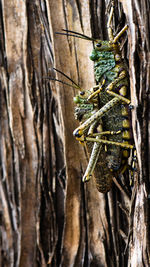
[0,0,149,266]
[120,0,150,265]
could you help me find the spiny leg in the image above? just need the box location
[73,97,120,138]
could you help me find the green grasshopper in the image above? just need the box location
[55,4,134,193]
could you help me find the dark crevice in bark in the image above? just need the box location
[75,0,84,32]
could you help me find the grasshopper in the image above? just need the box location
[55,4,134,193]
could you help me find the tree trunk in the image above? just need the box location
[0,0,149,266]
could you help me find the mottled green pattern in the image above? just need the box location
[90,50,116,81]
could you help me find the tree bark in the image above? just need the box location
[0,0,149,266]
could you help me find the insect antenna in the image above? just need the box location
[55,29,96,42]
[44,68,81,90]
[53,68,81,88]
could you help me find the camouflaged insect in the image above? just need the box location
[72,6,133,193]
[55,4,133,193]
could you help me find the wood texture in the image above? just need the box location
[0,0,149,266]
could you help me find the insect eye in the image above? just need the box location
[80,91,85,96]
[96,43,102,48]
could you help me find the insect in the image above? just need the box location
[54,3,134,193]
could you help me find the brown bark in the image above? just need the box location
[0,0,149,266]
